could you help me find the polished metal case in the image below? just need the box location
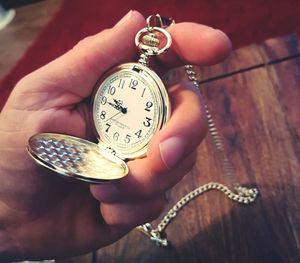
[92,62,170,160]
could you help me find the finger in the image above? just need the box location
[16,11,145,100]
[128,150,197,198]
[90,150,197,203]
[91,81,206,201]
[158,23,232,67]
[100,195,165,228]
[130,81,206,178]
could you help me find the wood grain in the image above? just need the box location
[165,33,300,86]
[92,37,300,263]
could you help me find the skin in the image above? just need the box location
[0,10,231,261]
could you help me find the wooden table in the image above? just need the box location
[53,33,300,263]
[1,2,300,263]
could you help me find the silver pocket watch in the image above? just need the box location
[27,14,174,184]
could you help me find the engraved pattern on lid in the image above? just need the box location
[27,133,128,183]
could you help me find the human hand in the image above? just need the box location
[0,10,231,261]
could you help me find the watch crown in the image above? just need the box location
[138,33,159,59]
[141,33,159,47]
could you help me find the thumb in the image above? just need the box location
[146,81,207,174]
[123,81,206,197]
[90,82,207,202]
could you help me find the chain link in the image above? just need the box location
[137,65,259,247]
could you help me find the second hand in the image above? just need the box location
[105,111,123,123]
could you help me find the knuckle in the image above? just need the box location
[16,73,35,90]
[72,35,95,51]
[72,29,111,52]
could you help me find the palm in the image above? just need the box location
[0,89,119,257]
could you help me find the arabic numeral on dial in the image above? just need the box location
[124,134,131,144]
[129,79,138,90]
[145,101,153,112]
[101,96,107,105]
[107,85,116,95]
[113,132,119,141]
[100,111,106,119]
[141,87,146,97]
[135,129,142,138]
[105,123,111,132]
[118,78,125,89]
[143,117,152,127]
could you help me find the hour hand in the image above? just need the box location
[108,99,127,114]
[120,106,127,114]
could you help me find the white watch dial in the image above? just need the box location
[93,63,169,159]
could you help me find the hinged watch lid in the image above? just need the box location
[27,133,128,183]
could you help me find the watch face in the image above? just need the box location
[93,63,170,159]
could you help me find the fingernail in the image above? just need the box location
[115,10,133,27]
[90,184,120,203]
[159,136,186,169]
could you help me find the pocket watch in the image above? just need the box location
[27,14,173,184]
